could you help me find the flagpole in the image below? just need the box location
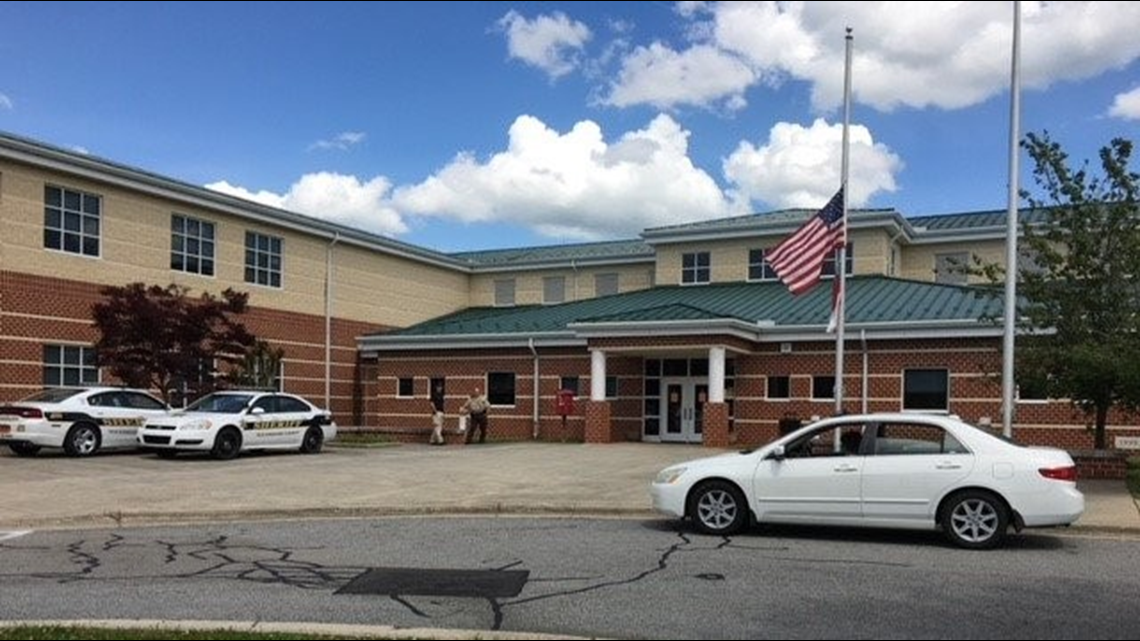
[1001,1,1021,438]
[835,27,852,415]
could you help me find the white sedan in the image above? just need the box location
[650,413,1084,549]
[138,391,336,460]
[0,387,169,457]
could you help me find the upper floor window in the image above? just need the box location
[487,372,516,406]
[595,272,619,297]
[494,279,516,306]
[681,252,710,284]
[244,231,282,288]
[935,252,969,285]
[43,344,98,387]
[903,368,949,411]
[44,185,100,257]
[543,276,565,304]
[821,242,853,277]
[172,214,216,276]
[748,249,778,281]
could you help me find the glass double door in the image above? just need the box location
[661,378,708,443]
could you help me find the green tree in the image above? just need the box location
[91,283,256,404]
[1012,133,1140,449]
[230,339,284,390]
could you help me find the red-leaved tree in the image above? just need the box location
[92,283,256,403]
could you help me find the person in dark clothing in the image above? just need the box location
[429,382,446,445]
[460,386,490,444]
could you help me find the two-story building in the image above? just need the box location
[1,132,1134,453]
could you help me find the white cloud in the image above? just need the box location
[1109,87,1140,120]
[392,114,732,239]
[605,1,1140,112]
[601,42,755,111]
[70,146,89,155]
[723,118,902,209]
[0,93,12,110]
[498,10,591,79]
[309,131,366,151]
[207,172,407,236]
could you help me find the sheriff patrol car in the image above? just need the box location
[138,390,336,460]
[0,387,170,457]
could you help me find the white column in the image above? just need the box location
[708,346,726,403]
[590,350,607,401]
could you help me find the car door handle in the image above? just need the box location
[833,464,859,473]
[935,462,962,470]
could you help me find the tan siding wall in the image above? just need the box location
[901,239,1005,282]
[0,159,468,327]
[653,229,893,285]
[468,263,654,307]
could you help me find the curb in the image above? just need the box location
[0,619,595,640]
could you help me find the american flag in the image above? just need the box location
[766,188,845,295]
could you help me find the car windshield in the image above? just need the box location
[20,388,84,403]
[185,393,254,413]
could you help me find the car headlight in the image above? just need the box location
[178,419,213,431]
[655,467,687,485]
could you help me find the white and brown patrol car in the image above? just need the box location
[138,390,336,460]
[0,387,170,457]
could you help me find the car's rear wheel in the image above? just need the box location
[688,480,748,535]
[942,489,1009,549]
[210,427,242,461]
[8,442,41,457]
[299,426,323,454]
[63,423,100,457]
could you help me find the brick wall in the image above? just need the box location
[0,270,385,424]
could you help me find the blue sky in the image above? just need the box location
[2,1,1139,252]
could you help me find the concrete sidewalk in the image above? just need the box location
[0,442,1137,533]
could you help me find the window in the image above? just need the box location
[559,376,579,396]
[543,276,565,304]
[172,214,216,276]
[487,372,516,406]
[1017,375,1048,402]
[44,185,100,257]
[605,375,619,399]
[767,375,790,399]
[935,252,969,285]
[43,345,98,387]
[275,396,311,413]
[903,369,949,411]
[821,243,854,277]
[122,392,166,410]
[748,249,778,281]
[681,252,710,284]
[397,377,414,397]
[785,423,867,458]
[812,375,835,400]
[494,279,516,306]
[873,422,967,455]
[244,231,282,288]
[595,273,619,297]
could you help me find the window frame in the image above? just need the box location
[244,231,283,289]
[821,242,854,278]
[171,213,217,277]
[747,248,779,281]
[595,272,619,297]
[767,375,791,400]
[543,276,566,304]
[487,372,517,406]
[934,251,969,285]
[681,251,711,285]
[397,377,415,398]
[494,278,516,307]
[902,368,950,411]
[43,344,99,388]
[44,185,102,258]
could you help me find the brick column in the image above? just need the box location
[584,400,613,443]
[703,402,729,448]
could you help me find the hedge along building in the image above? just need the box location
[2,131,1137,453]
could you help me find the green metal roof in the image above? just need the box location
[450,239,653,267]
[374,276,1003,338]
[908,208,1052,231]
[641,207,900,238]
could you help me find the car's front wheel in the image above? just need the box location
[8,442,41,457]
[210,427,242,461]
[63,423,100,457]
[688,480,748,535]
[942,489,1009,549]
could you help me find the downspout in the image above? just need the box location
[325,232,341,411]
[529,337,540,439]
[860,329,869,413]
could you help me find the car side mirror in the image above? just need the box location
[767,444,786,461]
[249,406,266,416]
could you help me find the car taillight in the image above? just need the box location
[1039,465,1078,482]
[0,406,43,419]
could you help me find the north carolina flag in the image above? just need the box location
[766,188,846,295]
